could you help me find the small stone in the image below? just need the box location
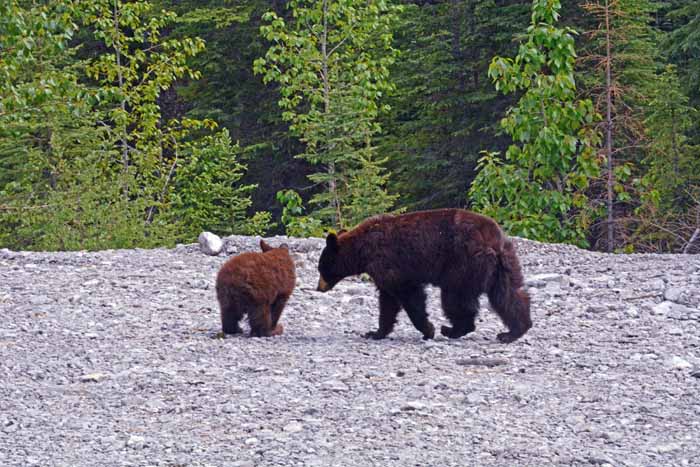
[29,295,52,305]
[347,296,367,306]
[283,422,304,433]
[198,232,223,256]
[652,301,673,315]
[586,304,607,314]
[126,435,146,449]
[80,372,108,383]
[668,356,692,370]
[664,287,684,303]
[655,442,682,454]
[244,437,259,445]
[464,393,483,405]
[401,401,426,411]
[322,380,349,392]
[526,273,564,288]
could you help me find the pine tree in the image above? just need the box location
[579,0,660,251]
[254,0,400,229]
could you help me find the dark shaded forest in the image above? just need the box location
[1,0,698,253]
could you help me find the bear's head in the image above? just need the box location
[317,232,344,292]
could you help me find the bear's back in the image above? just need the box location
[216,249,295,303]
[348,209,505,286]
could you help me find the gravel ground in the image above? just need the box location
[1,235,699,467]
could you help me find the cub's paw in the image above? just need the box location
[363,330,387,340]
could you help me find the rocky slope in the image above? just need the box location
[1,236,698,467]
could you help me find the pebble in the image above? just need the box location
[126,435,146,449]
[80,372,108,383]
[668,356,693,370]
[283,422,304,433]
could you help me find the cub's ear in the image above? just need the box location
[325,233,338,251]
[260,239,273,252]
[337,229,347,236]
[279,243,289,250]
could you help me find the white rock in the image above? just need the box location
[664,287,683,303]
[283,422,304,433]
[126,435,146,449]
[652,301,673,315]
[401,401,426,411]
[80,372,108,383]
[321,379,349,392]
[244,437,259,445]
[668,356,692,370]
[526,273,564,288]
[198,231,223,256]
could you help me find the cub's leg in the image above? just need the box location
[249,304,274,337]
[364,290,401,340]
[270,294,290,329]
[440,288,479,338]
[217,289,244,334]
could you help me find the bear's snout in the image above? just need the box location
[317,277,331,292]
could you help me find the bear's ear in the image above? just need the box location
[279,243,289,250]
[325,233,338,251]
[337,229,347,236]
[260,239,273,252]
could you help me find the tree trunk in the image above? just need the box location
[321,0,342,229]
[604,0,614,252]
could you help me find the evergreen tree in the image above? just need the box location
[254,0,400,229]
[378,0,530,210]
[579,0,660,251]
[662,1,700,107]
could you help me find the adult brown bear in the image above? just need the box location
[216,240,296,337]
[316,209,531,343]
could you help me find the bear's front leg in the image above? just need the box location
[364,290,400,340]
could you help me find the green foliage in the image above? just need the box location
[276,189,325,238]
[377,0,530,210]
[254,0,400,228]
[662,1,700,107]
[0,0,266,250]
[166,128,269,240]
[628,65,700,251]
[470,0,601,246]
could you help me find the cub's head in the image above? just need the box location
[317,232,344,292]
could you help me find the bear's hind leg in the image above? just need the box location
[218,293,244,335]
[397,286,435,340]
[270,295,289,328]
[249,304,275,337]
[268,295,289,336]
[439,289,479,338]
[364,290,401,340]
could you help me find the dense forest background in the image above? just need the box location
[1,0,698,253]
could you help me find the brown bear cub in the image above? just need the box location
[317,209,531,343]
[216,240,296,337]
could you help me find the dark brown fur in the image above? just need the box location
[216,240,296,337]
[316,209,532,343]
